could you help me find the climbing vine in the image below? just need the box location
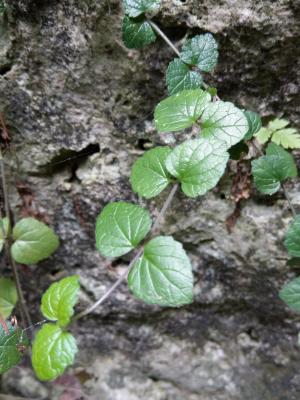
[0,0,300,382]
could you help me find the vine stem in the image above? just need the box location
[73,183,179,322]
[282,184,297,218]
[148,21,181,57]
[0,150,32,329]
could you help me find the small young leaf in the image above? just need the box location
[0,278,17,319]
[122,15,156,49]
[180,33,218,72]
[123,0,161,18]
[154,89,211,132]
[251,144,297,195]
[32,323,77,381]
[95,202,151,258]
[166,58,203,95]
[0,322,29,374]
[255,118,300,149]
[130,147,172,198]
[268,118,289,131]
[128,236,193,306]
[11,218,59,265]
[255,127,273,144]
[244,110,262,140]
[284,215,300,258]
[207,87,218,97]
[201,101,249,149]
[279,277,300,312]
[41,276,80,327]
[0,217,9,252]
[165,138,229,198]
[272,128,300,149]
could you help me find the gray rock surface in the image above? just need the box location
[1,0,300,399]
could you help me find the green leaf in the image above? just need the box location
[11,218,59,265]
[130,147,172,198]
[0,278,17,319]
[251,143,297,195]
[32,323,77,381]
[268,118,289,131]
[122,15,156,49]
[201,101,249,149]
[41,276,80,327]
[255,127,273,144]
[123,0,161,17]
[0,217,9,252]
[244,110,262,140]
[279,277,300,312]
[255,118,300,149]
[166,58,203,95]
[284,215,300,258]
[207,87,218,97]
[95,202,151,258]
[180,33,218,72]
[272,128,300,149]
[165,138,229,198]
[154,89,211,132]
[0,322,29,375]
[128,236,193,306]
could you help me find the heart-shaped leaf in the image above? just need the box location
[130,147,172,199]
[0,322,29,374]
[251,143,297,195]
[123,0,161,18]
[154,89,211,132]
[165,138,229,198]
[180,33,218,72]
[11,218,59,265]
[0,278,17,319]
[122,15,156,49]
[95,202,151,258]
[284,215,300,258]
[41,276,80,327]
[166,58,203,95]
[201,101,249,149]
[128,236,193,306]
[32,323,77,381]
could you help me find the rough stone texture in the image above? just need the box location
[0,0,300,399]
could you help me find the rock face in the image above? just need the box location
[1,0,300,399]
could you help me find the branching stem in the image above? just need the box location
[73,183,179,321]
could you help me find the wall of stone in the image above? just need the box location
[1,0,300,398]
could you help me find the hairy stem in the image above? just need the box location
[0,151,32,328]
[148,21,181,57]
[282,184,297,218]
[73,183,179,321]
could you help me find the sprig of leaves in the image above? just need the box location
[32,275,80,381]
[255,118,300,149]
